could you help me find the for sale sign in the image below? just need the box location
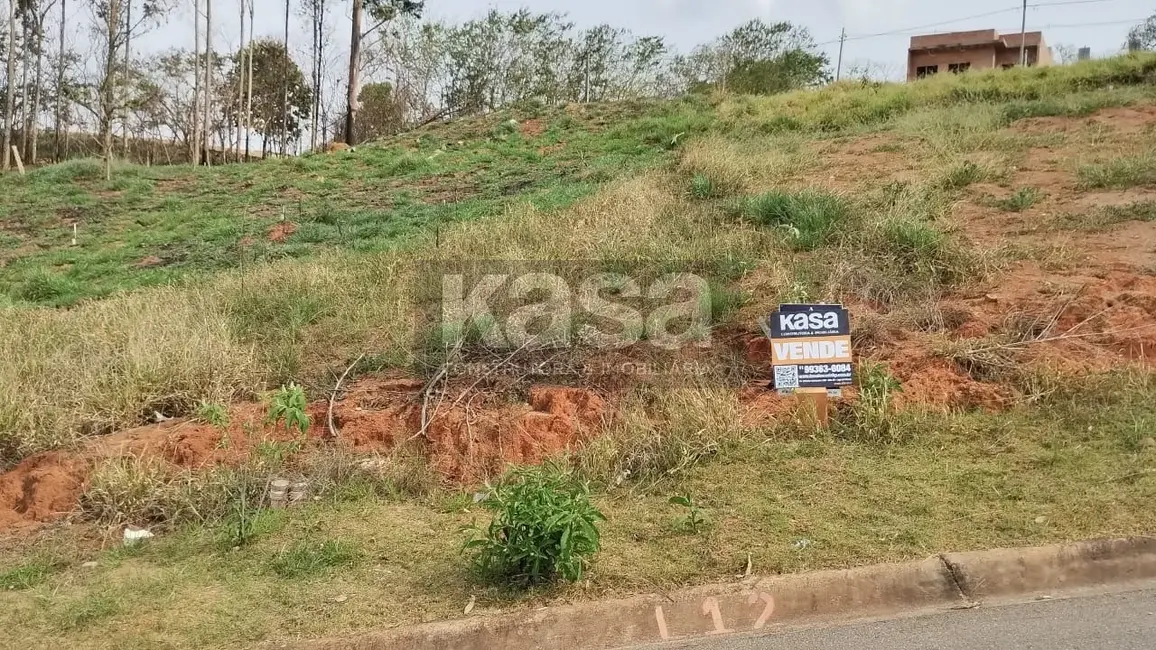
[765,304,853,392]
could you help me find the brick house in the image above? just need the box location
[907,30,1053,81]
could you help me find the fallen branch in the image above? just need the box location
[327,353,366,440]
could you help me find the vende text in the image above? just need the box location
[773,339,850,361]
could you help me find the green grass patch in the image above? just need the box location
[1078,152,1156,189]
[742,190,850,250]
[1051,200,1156,231]
[267,540,362,579]
[989,187,1043,212]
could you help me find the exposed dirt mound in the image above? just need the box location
[267,221,298,243]
[519,118,547,138]
[0,453,88,529]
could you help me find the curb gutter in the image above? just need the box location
[298,536,1156,650]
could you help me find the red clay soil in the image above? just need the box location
[0,381,608,531]
[0,453,88,529]
[519,118,547,138]
[267,221,298,243]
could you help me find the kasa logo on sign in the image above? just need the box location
[779,311,840,332]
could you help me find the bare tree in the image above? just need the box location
[83,0,166,179]
[4,0,15,169]
[28,0,57,163]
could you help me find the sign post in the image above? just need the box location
[763,304,854,427]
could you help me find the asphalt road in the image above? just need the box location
[632,584,1156,650]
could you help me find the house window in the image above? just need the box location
[948,62,971,73]
[916,65,939,78]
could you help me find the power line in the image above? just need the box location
[817,0,1126,46]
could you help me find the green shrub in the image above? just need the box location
[743,190,849,250]
[195,401,229,427]
[465,463,605,585]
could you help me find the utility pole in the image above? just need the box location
[1019,0,1028,66]
[836,27,846,81]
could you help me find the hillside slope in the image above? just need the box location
[0,55,1154,650]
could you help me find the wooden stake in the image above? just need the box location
[10,146,24,175]
[798,388,830,428]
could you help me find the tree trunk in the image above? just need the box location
[202,0,211,166]
[235,0,242,162]
[20,15,31,160]
[244,0,253,160]
[121,0,130,158]
[280,0,288,155]
[3,0,15,170]
[53,0,64,162]
[30,12,44,164]
[101,0,120,181]
[344,0,361,145]
[191,0,200,165]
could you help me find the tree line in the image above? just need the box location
[0,0,834,175]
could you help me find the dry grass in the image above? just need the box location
[0,291,260,463]
[577,386,747,489]
[0,372,1152,648]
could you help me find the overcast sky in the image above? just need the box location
[127,0,1151,81]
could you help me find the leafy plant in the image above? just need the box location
[267,383,309,434]
[195,401,229,427]
[669,494,707,534]
[464,463,605,585]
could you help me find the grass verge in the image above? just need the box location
[0,371,1151,648]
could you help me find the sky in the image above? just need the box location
[124,0,1154,83]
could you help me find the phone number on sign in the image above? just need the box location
[801,364,852,375]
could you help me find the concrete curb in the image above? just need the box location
[298,536,1156,650]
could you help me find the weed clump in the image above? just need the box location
[465,463,604,585]
[743,189,849,250]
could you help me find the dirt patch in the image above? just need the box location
[0,453,88,529]
[519,119,547,138]
[267,221,298,243]
[135,255,164,269]
[1012,104,1156,136]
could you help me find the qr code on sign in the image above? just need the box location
[774,365,800,389]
